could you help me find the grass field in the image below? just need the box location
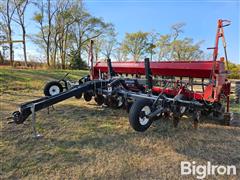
[0,66,240,179]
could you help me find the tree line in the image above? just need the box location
[0,0,237,73]
[0,0,114,69]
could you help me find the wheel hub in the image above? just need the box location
[139,106,151,125]
[49,85,60,96]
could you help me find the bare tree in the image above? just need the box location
[0,22,7,63]
[33,0,58,67]
[0,0,16,65]
[93,37,103,61]
[55,0,76,69]
[69,6,112,68]
[0,51,3,63]
[113,43,128,61]
[13,0,29,66]
[171,23,185,40]
[101,29,117,60]
[93,29,117,61]
[32,0,113,69]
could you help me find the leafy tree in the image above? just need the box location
[146,31,159,60]
[69,49,87,69]
[171,38,204,60]
[121,31,149,61]
[228,62,240,79]
[157,23,204,61]
[157,34,171,60]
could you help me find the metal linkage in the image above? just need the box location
[12,80,109,125]
[31,104,43,139]
[144,58,153,92]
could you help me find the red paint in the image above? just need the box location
[93,61,225,79]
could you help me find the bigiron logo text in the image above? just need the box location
[181,161,237,179]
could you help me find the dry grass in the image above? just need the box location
[0,67,240,179]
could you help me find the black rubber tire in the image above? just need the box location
[192,110,201,129]
[103,97,110,107]
[108,96,125,109]
[129,99,153,132]
[125,101,133,113]
[43,81,63,96]
[84,92,93,102]
[94,95,105,105]
[173,117,180,128]
[212,104,225,120]
[75,93,82,99]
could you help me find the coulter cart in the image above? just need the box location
[10,19,236,137]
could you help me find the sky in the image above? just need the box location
[10,0,240,64]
